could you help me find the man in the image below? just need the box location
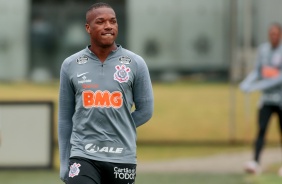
[240,23,282,175]
[58,3,154,184]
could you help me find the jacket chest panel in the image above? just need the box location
[72,62,133,93]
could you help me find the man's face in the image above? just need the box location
[268,26,281,48]
[85,7,118,48]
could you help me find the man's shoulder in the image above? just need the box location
[120,47,144,63]
[118,48,150,73]
[63,48,88,65]
[259,42,270,48]
[278,43,282,51]
[257,42,271,53]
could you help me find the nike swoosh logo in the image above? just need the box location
[77,72,89,77]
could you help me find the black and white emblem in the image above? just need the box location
[118,56,131,64]
[76,55,88,64]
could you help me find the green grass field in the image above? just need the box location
[1,81,282,184]
[0,170,243,184]
[0,170,281,184]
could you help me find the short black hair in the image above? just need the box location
[87,2,112,11]
[86,2,113,23]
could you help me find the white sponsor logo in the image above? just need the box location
[114,167,136,180]
[77,72,89,78]
[85,144,124,154]
[78,74,92,84]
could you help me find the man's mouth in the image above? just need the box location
[102,33,114,36]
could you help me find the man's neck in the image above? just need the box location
[89,44,117,62]
[271,40,281,49]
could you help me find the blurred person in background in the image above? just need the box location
[30,13,56,81]
[240,23,282,175]
[58,2,153,184]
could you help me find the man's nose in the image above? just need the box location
[104,21,112,29]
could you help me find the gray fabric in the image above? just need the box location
[58,45,153,182]
[240,43,282,106]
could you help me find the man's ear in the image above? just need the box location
[85,24,90,34]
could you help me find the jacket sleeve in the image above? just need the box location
[240,44,282,92]
[245,74,282,92]
[58,61,75,182]
[239,45,262,92]
[131,56,154,127]
[239,70,259,92]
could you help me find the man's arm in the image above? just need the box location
[244,74,282,92]
[58,61,75,182]
[131,56,154,127]
[239,45,263,92]
[239,71,259,92]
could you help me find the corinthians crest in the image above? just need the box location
[69,162,81,178]
[114,65,131,83]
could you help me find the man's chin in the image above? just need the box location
[100,42,116,48]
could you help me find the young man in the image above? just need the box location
[240,23,282,175]
[58,3,154,184]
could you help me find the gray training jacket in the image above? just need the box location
[240,42,282,107]
[58,45,154,182]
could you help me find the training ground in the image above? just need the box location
[0,82,282,183]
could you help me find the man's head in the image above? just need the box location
[268,23,281,48]
[85,2,118,48]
